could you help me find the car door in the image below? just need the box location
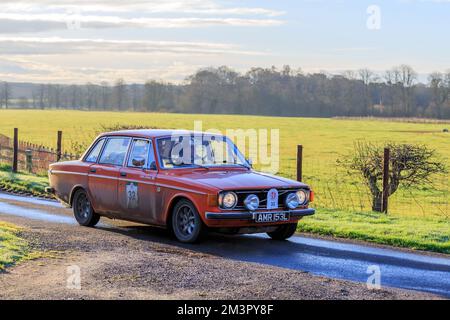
[118,138,158,223]
[88,136,131,214]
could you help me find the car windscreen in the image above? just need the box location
[156,135,249,169]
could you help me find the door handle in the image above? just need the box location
[90,168,96,173]
[120,172,127,177]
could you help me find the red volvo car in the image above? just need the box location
[47,130,315,243]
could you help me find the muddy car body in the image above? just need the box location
[48,130,315,243]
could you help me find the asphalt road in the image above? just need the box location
[0,192,449,298]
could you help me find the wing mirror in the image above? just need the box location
[132,157,146,167]
[149,161,157,171]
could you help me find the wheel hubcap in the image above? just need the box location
[176,206,196,236]
[77,194,90,219]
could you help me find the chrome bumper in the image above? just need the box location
[205,208,315,220]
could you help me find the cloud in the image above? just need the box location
[0,13,284,33]
[0,0,285,16]
[0,1,282,83]
[0,56,203,83]
[0,37,267,56]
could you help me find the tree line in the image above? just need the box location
[1,64,450,119]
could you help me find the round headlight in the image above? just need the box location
[244,194,259,211]
[296,190,308,205]
[221,192,237,209]
[285,193,300,209]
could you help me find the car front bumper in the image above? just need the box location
[205,208,315,220]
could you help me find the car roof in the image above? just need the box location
[100,129,226,139]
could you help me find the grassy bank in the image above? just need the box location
[0,164,49,197]
[299,208,450,254]
[0,222,29,271]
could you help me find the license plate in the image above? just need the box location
[254,212,289,223]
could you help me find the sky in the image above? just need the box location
[0,0,448,84]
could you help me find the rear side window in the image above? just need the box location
[99,137,131,166]
[85,139,105,163]
[127,139,153,168]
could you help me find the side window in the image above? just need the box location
[98,137,131,166]
[127,139,156,169]
[85,139,105,163]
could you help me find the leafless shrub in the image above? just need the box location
[338,141,447,212]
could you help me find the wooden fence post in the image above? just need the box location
[56,130,62,161]
[382,147,390,214]
[25,149,33,173]
[12,128,18,173]
[297,145,303,182]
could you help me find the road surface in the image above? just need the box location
[0,192,448,299]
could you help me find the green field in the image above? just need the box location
[0,110,449,253]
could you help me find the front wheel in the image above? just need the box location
[73,189,100,227]
[267,223,297,240]
[171,199,204,243]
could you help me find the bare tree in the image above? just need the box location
[395,65,417,115]
[358,68,375,115]
[130,83,141,111]
[100,81,110,110]
[1,82,11,109]
[113,78,127,110]
[338,142,446,212]
[38,84,46,109]
[428,72,447,117]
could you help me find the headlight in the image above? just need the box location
[219,192,237,209]
[296,190,308,205]
[285,193,300,209]
[244,194,259,211]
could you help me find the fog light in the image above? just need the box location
[285,193,300,209]
[244,194,259,211]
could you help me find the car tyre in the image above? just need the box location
[73,189,100,227]
[267,223,297,240]
[172,199,205,243]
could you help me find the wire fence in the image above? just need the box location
[278,154,450,218]
[0,134,79,175]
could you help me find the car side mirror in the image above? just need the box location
[132,157,146,167]
[149,161,157,171]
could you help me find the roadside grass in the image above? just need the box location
[0,164,49,197]
[300,208,450,254]
[0,221,61,271]
[0,222,28,271]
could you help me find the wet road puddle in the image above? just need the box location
[0,201,76,224]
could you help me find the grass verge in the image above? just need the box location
[0,222,29,271]
[299,208,450,254]
[0,164,49,197]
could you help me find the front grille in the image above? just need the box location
[232,188,305,211]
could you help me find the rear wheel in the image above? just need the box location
[73,189,100,227]
[171,199,204,243]
[267,223,297,240]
